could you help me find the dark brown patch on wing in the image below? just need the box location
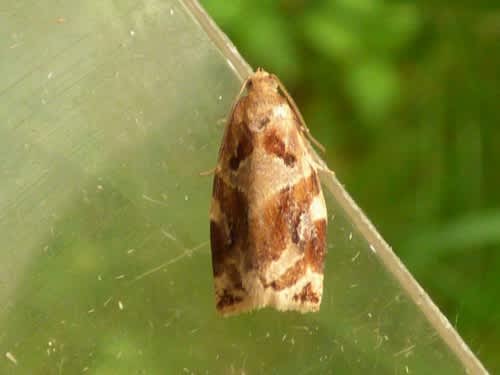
[263,129,297,167]
[293,283,319,304]
[217,289,243,310]
[292,171,319,203]
[305,219,327,273]
[210,220,226,276]
[226,264,244,291]
[254,172,324,267]
[228,121,254,171]
[210,175,249,277]
[254,172,326,271]
[249,186,290,268]
[258,115,271,128]
[263,128,285,156]
[283,153,297,166]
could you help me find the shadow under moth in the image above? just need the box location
[210,68,327,316]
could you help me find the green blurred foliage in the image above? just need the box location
[201,0,500,372]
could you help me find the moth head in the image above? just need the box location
[246,68,279,94]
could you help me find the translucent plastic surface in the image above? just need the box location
[0,0,486,373]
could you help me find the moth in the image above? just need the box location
[210,68,327,316]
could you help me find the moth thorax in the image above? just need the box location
[247,74,278,96]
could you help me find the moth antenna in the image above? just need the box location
[272,74,326,153]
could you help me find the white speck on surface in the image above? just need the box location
[394,344,416,357]
[370,244,376,253]
[368,312,372,318]
[48,72,53,79]
[88,308,95,314]
[351,251,360,262]
[162,230,177,242]
[118,301,124,310]
[184,195,188,201]
[142,194,169,207]
[130,30,135,36]
[127,248,135,254]
[97,184,103,191]
[218,95,222,101]
[115,274,125,280]
[348,232,353,240]
[5,352,17,365]
[97,275,102,281]
[170,8,174,15]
